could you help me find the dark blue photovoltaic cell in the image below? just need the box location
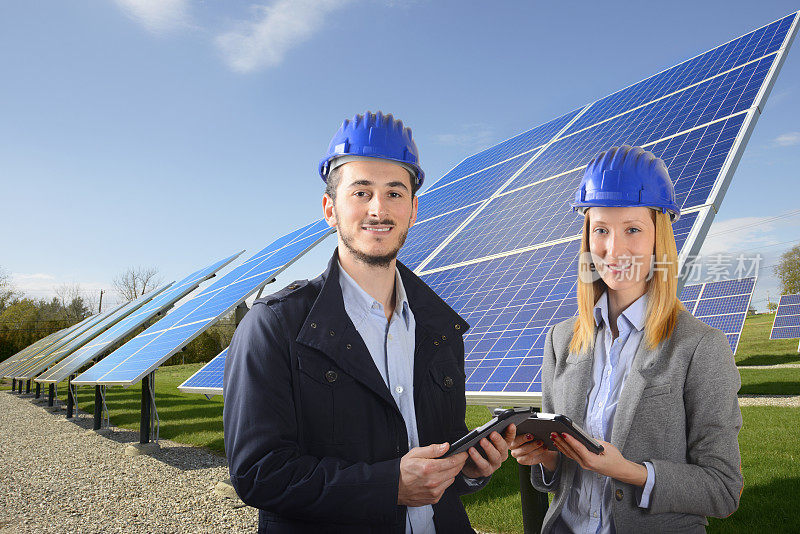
[416,153,530,222]
[565,14,794,134]
[398,204,478,272]
[36,252,240,384]
[689,277,755,353]
[73,220,332,385]
[679,282,703,303]
[422,240,580,393]
[673,211,699,252]
[770,293,800,339]
[429,109,582,191]
[505,57,768,191]
[178,348,227,393]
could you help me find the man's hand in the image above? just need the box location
[397,443,468,507]
[461,425,515,479]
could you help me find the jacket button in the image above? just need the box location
[454,324,461,330]
[329,330,335,337]
[345,343,352,350]
[433,340,439,346]
[310,323,317,329]
[444,376,454,388]
[287,284,298,290]
[325,370,338,383]
[615,489,624,501]
[441,335,447,341]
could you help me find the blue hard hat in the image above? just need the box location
[572,145,680,221]
[319,111,424,186]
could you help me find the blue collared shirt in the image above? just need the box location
[338,264,434,534]
[547,291,655,534]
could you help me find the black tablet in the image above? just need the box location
[441,407,535,458]
[517,413,604,454]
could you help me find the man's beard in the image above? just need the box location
[336,213,410,268]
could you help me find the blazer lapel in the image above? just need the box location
[561,348,594,424]
[610,340,662,451]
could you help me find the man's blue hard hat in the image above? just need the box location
[572,145,680,222]
[319,111,424,186]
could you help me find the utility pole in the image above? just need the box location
[98,289,104,313]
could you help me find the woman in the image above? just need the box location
[509,145,743,533]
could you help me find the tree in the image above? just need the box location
[774,243,800,295]
[767,301,778,312]
[113,266,162,302]
[0,266,17,312]
[54,282,91,320]
[747,303,756,315]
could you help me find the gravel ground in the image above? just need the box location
[0,391,258,533]
[737,363,800,369]
[738,394,800,407]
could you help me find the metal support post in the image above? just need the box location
[11,379,16,392]
[18,380,23,394]
[66,376,75,418]
[25,380,31,394]
[35,382,41,398]
[48,384,55,406]
[519,464,549,532]
[93,385,102,430]
[140,374,151,444]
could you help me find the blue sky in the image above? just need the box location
[2,1,799,312]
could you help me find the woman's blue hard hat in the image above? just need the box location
[572,145,680,221]
[319,111,424,186]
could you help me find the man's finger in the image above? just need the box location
[408,442,450,459]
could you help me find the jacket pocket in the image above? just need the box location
[641,383,671,398]
[428,359,464,434]
[297,353,355,444]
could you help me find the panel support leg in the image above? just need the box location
[48,384,55,407]
[140,375,151,444]
[66,376,74,418]
[25,380,31,394]
[35,382,41,399]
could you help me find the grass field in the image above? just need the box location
[1,312,799,533]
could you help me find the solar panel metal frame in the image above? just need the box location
[404,13,799,406]
[35,252,243,385]
[72,221,334,387]
[769,293,800,339]
[177,347,227,397]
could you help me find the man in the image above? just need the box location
[224,111,512,533]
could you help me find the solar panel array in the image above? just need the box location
[2,310,117,379]
[395,13,797,400]
[35,252,241,385]
[769,294,800,339]
[680,277,756,354]
[73,220,333,386]
[12,290,168,381]
[0,323,82,377]
[177,347,227,396]
[176,14,798,401]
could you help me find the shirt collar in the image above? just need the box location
[593,291,647,333]
[337,262,411,329]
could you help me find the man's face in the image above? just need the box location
[323,159,418,268]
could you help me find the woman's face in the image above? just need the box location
[587,206,656,297]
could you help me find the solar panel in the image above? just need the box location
[35,253,241,385]
[680,277,756,354]
[177,347,227,396]
[11,287,172,381]
[1,308,123,379]
[397,13,798,403]
[72,220,333,386]
[769,293,800,339]
[0,323,82,377]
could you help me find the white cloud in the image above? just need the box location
[435,124,495,151]
[215,0,354,73]
[114,0,192,33]
[698,216,781,256]
[774,132,800,147]
[11,272,112,302]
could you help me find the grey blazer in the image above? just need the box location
[532,310,743,533]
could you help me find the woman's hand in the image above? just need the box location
[551,432,647,487]
[509,424,559,472]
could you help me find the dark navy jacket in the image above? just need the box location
[223,251,479,533]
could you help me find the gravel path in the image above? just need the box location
[737,363,800,369]
[0,391,258,533]
[738,395,800,407]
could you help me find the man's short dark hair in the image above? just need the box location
[325,164,420,201]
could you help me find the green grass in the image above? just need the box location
[2,312,800,533]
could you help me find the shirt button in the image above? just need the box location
[615,489,624,501]
[395,386,404,394]
[593,512,598,518]
[388,334,393,341]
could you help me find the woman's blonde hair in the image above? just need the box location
[569,209,684,355]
